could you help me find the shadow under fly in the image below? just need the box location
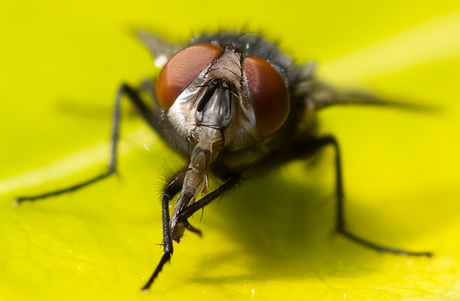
[16,30,432,291]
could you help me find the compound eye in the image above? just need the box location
[156,44,222,110]
[243,56,290,137]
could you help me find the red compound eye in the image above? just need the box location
[243,56,290,137]
[156,44,222,110]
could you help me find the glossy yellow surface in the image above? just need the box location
[1,0,460,300]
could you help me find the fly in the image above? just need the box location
[16,30,432,291]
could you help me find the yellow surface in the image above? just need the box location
[1,0,460,300]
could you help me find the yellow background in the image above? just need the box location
[1,0,460,300]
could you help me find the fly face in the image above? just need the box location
[151,39,291,242]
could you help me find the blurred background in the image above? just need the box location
[0,0,459,300]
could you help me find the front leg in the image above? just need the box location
[141,175,239,291]
[141,168,186,291]
[177,176,240,224]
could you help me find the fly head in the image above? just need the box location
[150,39,291,241]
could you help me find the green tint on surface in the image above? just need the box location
[1,0,460,300]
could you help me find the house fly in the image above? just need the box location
[16,30,432,291]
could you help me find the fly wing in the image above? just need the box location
[136,30,180,68]
[308,80,435,112]
[296,62,431,111]
[308,80,388,110]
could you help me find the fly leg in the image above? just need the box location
[141,175,239,291]
[17,83,159,204]
[312,135,432,257]
[141,169,186,291]
[176,176,240,228]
